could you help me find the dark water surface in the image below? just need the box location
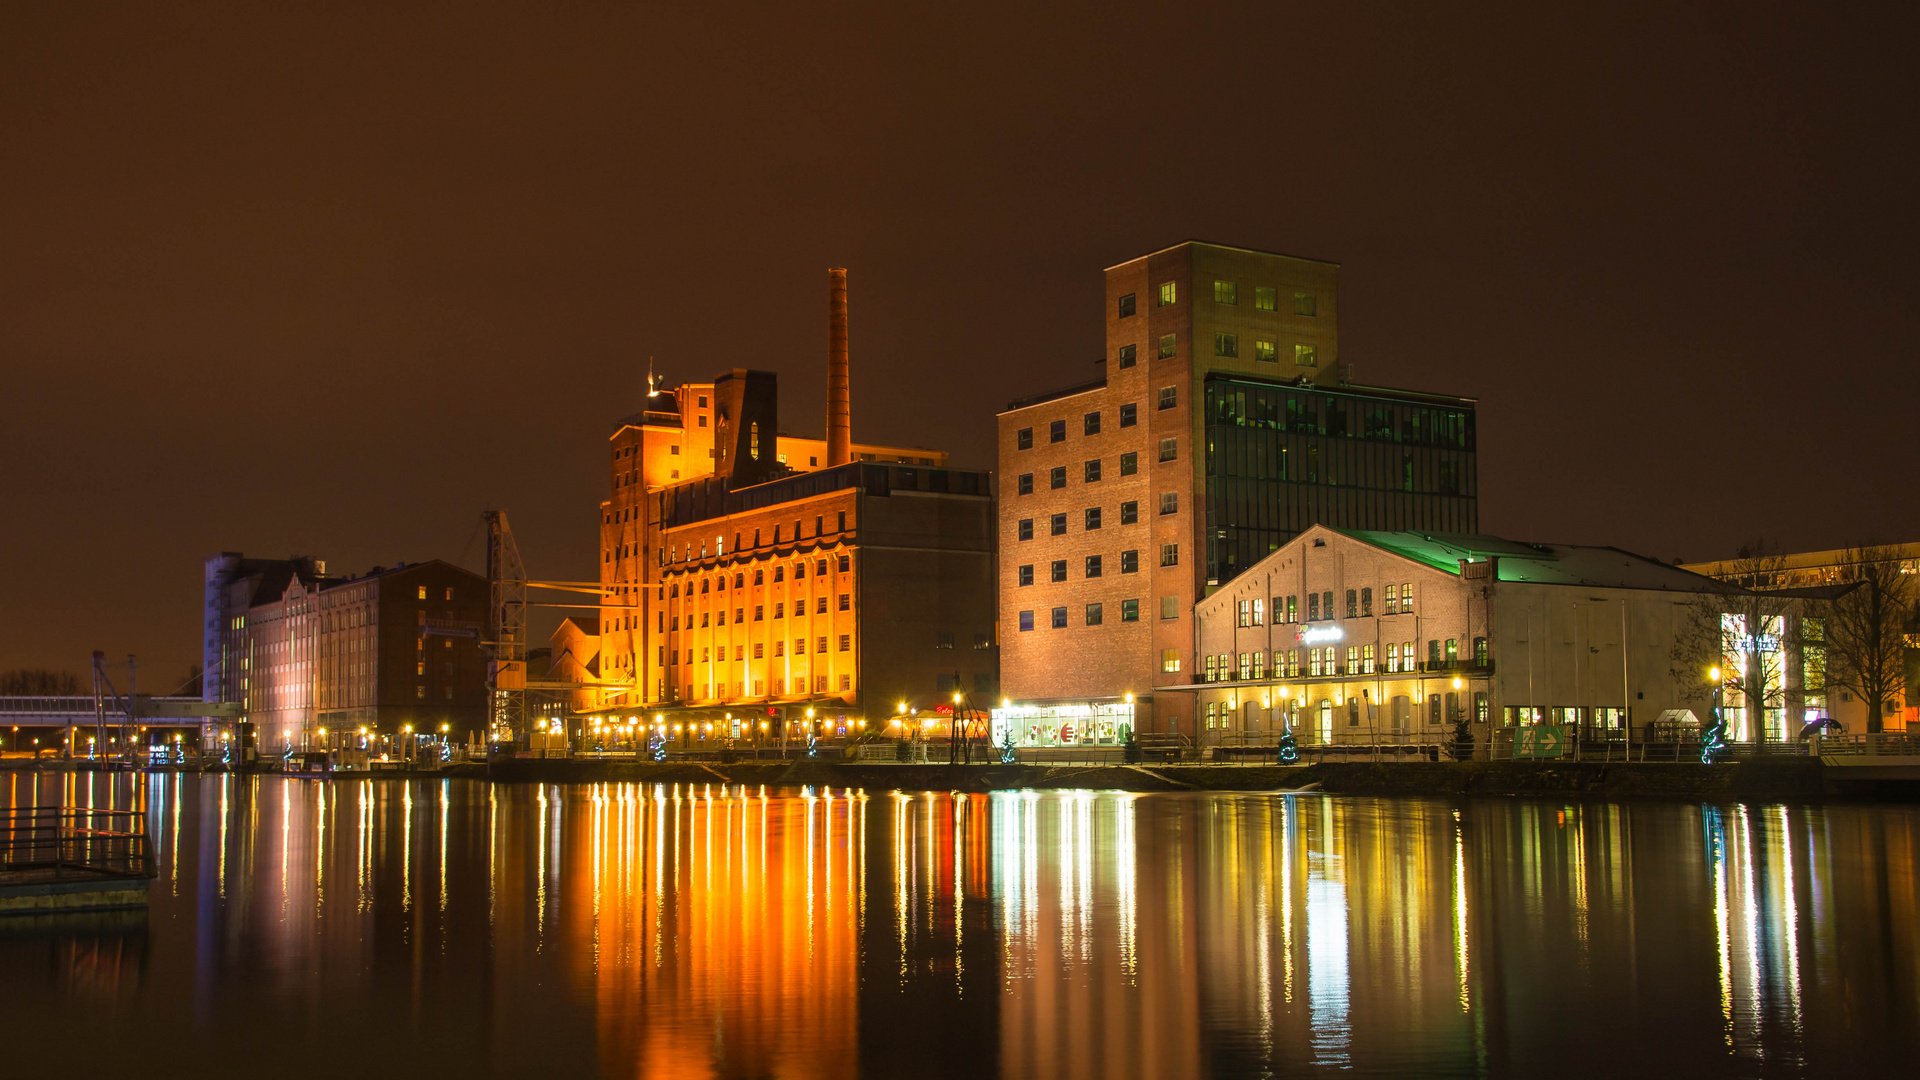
[2,772,1916,1078]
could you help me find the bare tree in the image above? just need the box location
[0,668,84,695]
[1673,543,1797,740]
[1820,545,1916,734]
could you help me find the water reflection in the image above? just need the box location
[1,777,1917,1078]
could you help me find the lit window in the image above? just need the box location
[1215,333,1237,357]
[1213,280,1237,305]
[1157,282,1177,306]
[1254,286,1277,311]
[1254,339,1277,362]
[1294,292,1317,316]
[417,586,426,600]
[1158,334,1176,359]
[1160,649,1180,672]
[1295,343,1318,367]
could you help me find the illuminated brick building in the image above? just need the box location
[996,242,1478,741]
[203,554,489,751]
[587,271,997,732]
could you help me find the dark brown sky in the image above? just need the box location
[5,2,1916,684]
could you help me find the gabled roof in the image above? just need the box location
[1308,527,1746,593]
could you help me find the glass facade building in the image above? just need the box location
[1203,373,1477,585]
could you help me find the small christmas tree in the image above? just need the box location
[1277,725,1299,764]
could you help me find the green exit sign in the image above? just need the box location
[1515,725,1569,759]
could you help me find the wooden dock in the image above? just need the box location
[0,802,153,916]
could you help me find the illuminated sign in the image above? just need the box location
[1296,625,1344,644]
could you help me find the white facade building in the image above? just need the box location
[1187,527,1770,754]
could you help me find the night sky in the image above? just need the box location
[5,2,1916,684]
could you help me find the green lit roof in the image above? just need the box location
[1328,529,1734,592]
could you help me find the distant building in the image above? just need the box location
[1684,544,1920,732]
[584,271,997,736]
[1176,526,1752,755]
[203,554,489,751]
[997,241,1478,742]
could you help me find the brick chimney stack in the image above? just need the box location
[827,267,851,467]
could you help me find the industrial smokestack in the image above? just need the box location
[827,267,851,467]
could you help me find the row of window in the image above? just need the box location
[1233,584,1419,626]
[665,593,850,630]
[1206,692,1485,732]
[665,555,851,596]
[1116,284,1318,317]
[1016,540,1187,583]
[1016,444,1179,497]
[1204,638,1487,681]
[1016,395,1175,450]
[670,635,853,664]
[1017,601,1141,631]
[1014,496,1175,538]
[682,674,849,698]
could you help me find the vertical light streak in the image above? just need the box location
[1708,808,1733,1047]
[1776,805,1802,1038]
[1307,796,1351,1066]
[403,781,413,913]
[438,779,448,913]
[894,791,910,980]
[1280,795,1295,1004]
[170,773,182,894]
[1454,812,1470,1012]
[1119,794,1138,982]
[537,784,549,940]
[1739,806,1762,1055]
[281,780,291,920]
[316,783,326,909]
[218,772,230,900]
[487,784,497,932]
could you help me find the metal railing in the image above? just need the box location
[0,804,154,880]
[1487,730,1810,763]
[1812,733,1920,757]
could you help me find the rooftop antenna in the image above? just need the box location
[646,357,661,398]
